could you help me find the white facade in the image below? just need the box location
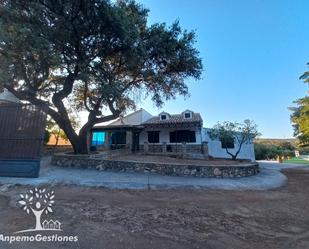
[202,128,255,161]
[98,108,153,126]
[139,127,203,145]
[93,109,256,161]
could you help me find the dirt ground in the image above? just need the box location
[116,154,251,166]
[0,168,309,249]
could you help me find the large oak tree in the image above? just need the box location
[0,0,202,153]
[290,65,309,146]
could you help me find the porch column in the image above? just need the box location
[104,132,111,149]
[202,141,209,156]
[162,142,167,153]
[126,130,133,152]
[144,141,149,153]
[182,142,187,154]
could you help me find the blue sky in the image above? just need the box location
[135,0,309,138]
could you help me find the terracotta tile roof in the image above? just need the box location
[143,113,203,125]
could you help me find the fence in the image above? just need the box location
[0,103,48,159]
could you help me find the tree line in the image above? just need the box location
[290,64,309,147]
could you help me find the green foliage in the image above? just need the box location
[0,0,202,153]
[254,142,295,160]
[299,62,309,84]
[283,157,309,165]
[290,96,309,146]
[254,139,309,160]
[290,63,309,146]
[299,146,309,154]
[208,120,259,160]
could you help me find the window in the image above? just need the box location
[169,130,196,143]
[148,131,160,143]
[91,132,105,146]
[111,131,126,144]
[161,114,167,120]
[220,136,235,149]
[184,112,191,119]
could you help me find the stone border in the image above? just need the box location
[51,153,259,178]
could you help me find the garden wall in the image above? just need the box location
[51,153,259,178]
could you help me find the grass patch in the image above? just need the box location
[283,157,309,165]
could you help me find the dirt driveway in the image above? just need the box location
[0,168,309,249]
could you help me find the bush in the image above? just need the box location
[254,143,295,160]
[298,146,309,155]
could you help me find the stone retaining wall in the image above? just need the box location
[52,153,259,178]
[44,145,73,156]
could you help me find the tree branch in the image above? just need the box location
[225,148,236,159]
[83,80,91,112]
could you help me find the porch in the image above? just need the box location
[91,125,143,153]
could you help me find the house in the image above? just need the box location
[92,108,152,151]
[140,110,204,154]
[42,219,61,230]
[92,109,204,153]
[92,109,255,161]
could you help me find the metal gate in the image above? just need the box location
[0,103,48,177]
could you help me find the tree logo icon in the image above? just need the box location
[15,188,62,233]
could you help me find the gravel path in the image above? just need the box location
[0,158,307,190]
[1,168,309,249]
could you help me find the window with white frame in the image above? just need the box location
[160,114,167,120]
[184,112,192,119]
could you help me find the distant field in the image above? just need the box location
[283,157,309,165]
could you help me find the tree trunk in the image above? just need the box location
[31,208,44,230]
[54,128,61,147]
[48,112,90,154]
[225,148,237,160]
[70,131,90,154]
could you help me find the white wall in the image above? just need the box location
[202,128,255,161]
[141,109,153,123]
[138,127,255,161]
[110,109,153,126]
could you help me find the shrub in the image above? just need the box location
[299,147,309,155]
[254,143,295,160]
